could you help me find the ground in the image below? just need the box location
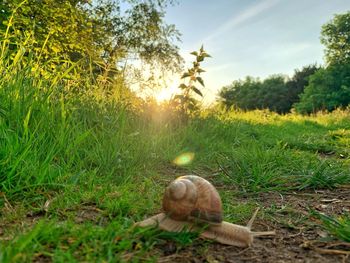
[1,176,350,262]
[154,185,350,263]
[1,111,350,262]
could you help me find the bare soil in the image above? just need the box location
[156,187,350,263]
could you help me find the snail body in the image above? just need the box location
[136,175,275,247]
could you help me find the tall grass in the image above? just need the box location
[0,38,179,201]
[0,39,202,262]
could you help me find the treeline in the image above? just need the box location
[219,12,350,114]
[219,65,318,114]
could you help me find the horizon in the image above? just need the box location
[161,0,350,104]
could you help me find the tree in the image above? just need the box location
[293,12,350,114]
[294,63,350,114]
[219,75,291,113]
[259,75,289,113]
[219,64,320,114]
[321,11,350,65]
[219,76,261,110]
[0,0,182,77]
[286,65,319,106]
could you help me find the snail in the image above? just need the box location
[135,175,275,247]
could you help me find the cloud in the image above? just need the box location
[206,63,235,72]
[201,0,280,44]
[261,42,314,60]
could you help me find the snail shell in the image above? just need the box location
[136,175,275,247]
[162,175,222,224]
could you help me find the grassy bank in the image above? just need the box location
[1,51,350,262]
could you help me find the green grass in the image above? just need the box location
[313,212,350,242]
[1,44,350,262]
[0,219,200,262]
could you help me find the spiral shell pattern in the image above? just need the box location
[162,175,222,224]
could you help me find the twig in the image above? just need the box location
[157,254,181,263]
[1,192,13,210]
[326,242,350,249]
[303,241,350,256]
[313,247,350,255]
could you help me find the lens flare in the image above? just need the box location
[172,152,195,166]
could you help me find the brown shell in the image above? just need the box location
[162,175,222,224]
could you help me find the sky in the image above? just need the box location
[161,0,350,103]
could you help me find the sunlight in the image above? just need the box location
[154,81,180,103]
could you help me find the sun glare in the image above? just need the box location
[154,81,180,103]
[173,152,195,166]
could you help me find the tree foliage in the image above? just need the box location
[219,65,317,114]
[219,76,260,110]
[294,12,350,114]
[294,63,350,114]
[321,11,350,65]
[285,65,320,106]
[0,0,182,75]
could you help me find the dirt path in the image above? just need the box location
[155,188,350,263]
[1,181,349,262]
